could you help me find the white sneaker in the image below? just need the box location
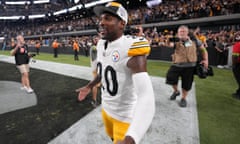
[20,86,27,90]
[217,65,224,69]
[26,88,34,93]
[223,65,230,69]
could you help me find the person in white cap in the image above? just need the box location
[76,1,155,144]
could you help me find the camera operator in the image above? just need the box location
[10,34,34,94]
[166,25,208,107]
[132,25,144,37]
[124,25,144,37]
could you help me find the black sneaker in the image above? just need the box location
[179,98,187,107]
[91,100,97,108]
[170,91,180,100]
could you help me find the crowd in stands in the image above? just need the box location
[1,0,240,38]
[0,0,95,16]
[128,0,240,24]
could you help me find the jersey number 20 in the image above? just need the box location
[97,62,118,96]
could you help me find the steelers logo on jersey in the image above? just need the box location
[112,50,120,62]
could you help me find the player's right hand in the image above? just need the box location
[75,86,91,101]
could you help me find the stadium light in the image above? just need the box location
[5,1,31,5]
[5,0,49,5]
[0,0,114,20]
[68,5,82,12]
[146,0,162,8]
[74,0,80,4]
[29,14,46,19]
[53,9,68,16]
[33,0,50,4]
[0,16,22,20]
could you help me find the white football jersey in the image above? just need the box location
[96,35,151,122]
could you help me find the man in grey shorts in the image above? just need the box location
[10,35,34,93]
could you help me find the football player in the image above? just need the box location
[76,2,155,144]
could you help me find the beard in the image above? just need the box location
[101,31,117,41]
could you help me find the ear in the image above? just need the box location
[119,20,126,31]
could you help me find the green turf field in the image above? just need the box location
[1,51,240,144]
